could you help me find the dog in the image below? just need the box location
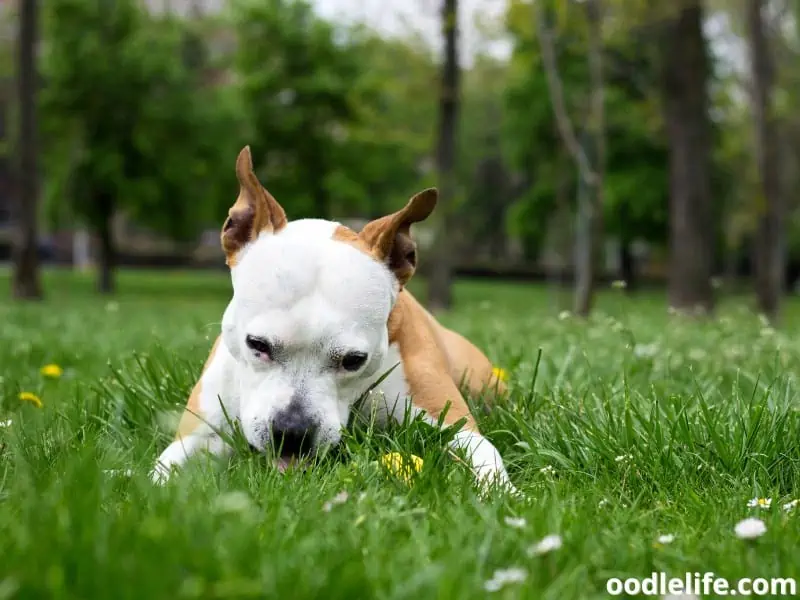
[152,146,516,493]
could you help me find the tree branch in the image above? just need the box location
[533,1,597,185]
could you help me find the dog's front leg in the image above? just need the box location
[448,429,518,495]
[151,335,236,484]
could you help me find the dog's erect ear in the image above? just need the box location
[359,188,437,286]
[220,146,288,266]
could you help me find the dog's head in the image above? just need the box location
[219,146,437,466]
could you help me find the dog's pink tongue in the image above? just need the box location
[275,456,294,473]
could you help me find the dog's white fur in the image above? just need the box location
[152,149,515,494]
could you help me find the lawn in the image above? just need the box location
[1,269,798,599]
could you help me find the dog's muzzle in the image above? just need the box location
[264,403,317,472]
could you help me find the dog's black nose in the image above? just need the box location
[270,406,316,456]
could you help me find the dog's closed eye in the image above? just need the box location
[340,351,368,372]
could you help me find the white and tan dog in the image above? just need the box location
[152,147,515,493]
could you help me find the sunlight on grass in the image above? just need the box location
[0,270,798,599]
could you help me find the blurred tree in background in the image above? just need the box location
[2,0,799,321]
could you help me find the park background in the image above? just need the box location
[1,0,795,320]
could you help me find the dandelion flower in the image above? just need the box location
[483,567,527,592]
[322,491,349,512]
[380,452,423,484]
[734,517,767,540]
[18,391,42,408]
[491,367,508,383]
[782,499,798,512]
[527,534,562,556]
[40,364,63,379]
[503,516,527,529]
[746,497,772,510]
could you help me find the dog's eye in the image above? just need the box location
[245,335,273,358]
[340,351,368,372]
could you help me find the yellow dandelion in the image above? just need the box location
[380,452,423,484]
[19,391,42,408]
[40,364,63,379]
[491,367,508,383]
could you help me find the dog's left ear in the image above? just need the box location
[221,146,288,266]
[359,188,437,286]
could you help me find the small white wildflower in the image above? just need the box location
[214,491,255,514]
[746,497,772,510]
[598,498,609,508]
[734,517,767,540]
[557,310,571,321]
[611,279,627,289]
[539,465,556,476]
[615,454,632,463]
[0,419,11,428]
[782,499,799,512]
[526,534,562,556]
[656,534,675,545]
[483,567,527,592]
[322,490,349,512]
[503,516,527,529]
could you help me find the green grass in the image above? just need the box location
[1,268,799,599]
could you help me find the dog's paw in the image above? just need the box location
[150,461,172,486]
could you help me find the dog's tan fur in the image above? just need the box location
[173,146,504,442]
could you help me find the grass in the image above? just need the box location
[1,268,799,599]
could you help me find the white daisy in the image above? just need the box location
[656,534,675,545]
[483,567,527,592]
[782,499,798,512]
[527,534,563,556]
[734,517,767,540]
[746,497,772,510]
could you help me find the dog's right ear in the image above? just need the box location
[220,146,288,266]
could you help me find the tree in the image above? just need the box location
[746,0,784,320]
[231,0,365,221]
[12,0,42,300]
[533,0,605,316]
[427,0,461,311]
[41,0,238,293]
[659,1,715,314]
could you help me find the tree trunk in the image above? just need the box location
[11,0,42,300]
[427,0,460,312]
[660,1,714,314]
[573,0,605,316]
[747,0,784,321]
[619,235,636,292]
[96,193,116,294]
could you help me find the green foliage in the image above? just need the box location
[503,0,670,258]
[40,0,241,241]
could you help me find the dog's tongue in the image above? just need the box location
[275,456,295,473]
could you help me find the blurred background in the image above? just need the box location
[1,0,796,320]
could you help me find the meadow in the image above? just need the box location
[1,269,798,599]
